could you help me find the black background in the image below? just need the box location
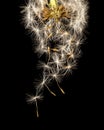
[4,0,101,129]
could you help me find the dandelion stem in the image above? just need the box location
[45,84,56,96]
[35,99,39,117]
[55,79,65,94]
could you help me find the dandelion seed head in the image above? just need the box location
[22,0,88,117]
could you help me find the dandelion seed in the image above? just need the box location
[27,94,43,117]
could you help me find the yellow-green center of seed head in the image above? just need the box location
[49,0,57,9]
[49,0,61,21]
[42,0,70,22]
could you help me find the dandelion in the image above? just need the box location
[21,0,88,117]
